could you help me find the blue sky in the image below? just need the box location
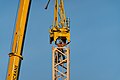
[0,0,120,80]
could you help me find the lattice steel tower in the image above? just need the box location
[45,0,70,80]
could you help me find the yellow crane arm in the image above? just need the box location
[53,0,58,28]
[6,0,31,80]
[59,0,66,27]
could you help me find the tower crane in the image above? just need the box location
[6,0,31,80]
[45,0,71,80]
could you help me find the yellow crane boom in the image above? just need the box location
[6,0,31,80]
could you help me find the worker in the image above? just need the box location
[55,40,70,62]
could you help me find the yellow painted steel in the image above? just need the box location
[49,0,70,44]
[52,47,70,80]
[6,0,31,80]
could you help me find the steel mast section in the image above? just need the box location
[6,0,31,80]
[45,0,70,80]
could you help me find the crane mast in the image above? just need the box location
[6,0,31,80]
[46,0,70,80]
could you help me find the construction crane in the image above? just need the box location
[6,0,31,80]
[6,0,70,80]
[45,0,70,80]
